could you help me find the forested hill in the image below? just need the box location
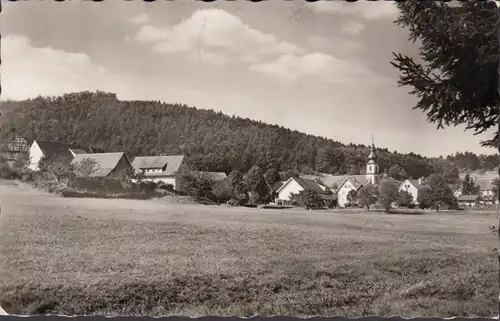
[0,91,498,178]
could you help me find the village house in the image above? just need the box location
[334,143,383,207]
[276,176,335,206]
[457,194,482,208]
[277,177,324,201]
[29,140,74,171]
[131,155,185,189]
[68,146,95,157]
[398,178,427,205]
[283,142,383,208]
[71,152,132,178]
[477,180,497,204]
[454,172,498,205]
[0,129,30,167]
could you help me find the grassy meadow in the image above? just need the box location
[0,180,497,317]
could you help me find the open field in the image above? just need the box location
[0,180,498,317]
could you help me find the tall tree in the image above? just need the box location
[397,190,414,208]
[245,165,270,205]
[392,2,500,148]
[417,187,433,210]
[427,173,455,212]
[357,185,378,211]
[493,178,500,205]
[392,2,500,310]
[461,173,480,195]
[346,190,358,207]
[378,178,400,213]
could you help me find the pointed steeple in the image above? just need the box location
[368,134,376,161]
[366,135,379,185]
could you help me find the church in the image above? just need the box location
[296,140,383,208]
[276,140,384,208]
[334,142,383,207]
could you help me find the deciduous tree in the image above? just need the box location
[461,173,481,195]
[397,190,414,208]
[212,180,232,205]
[427,173,455,211]
[73,157,101,177]
[346,189,358,207]
[378,178,400,213]
[245,165,270,205]
[357,185,378,210]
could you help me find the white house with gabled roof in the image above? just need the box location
[398,178,427,205]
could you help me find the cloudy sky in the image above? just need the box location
[1,0,496,157]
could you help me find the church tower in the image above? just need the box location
[366,135,379,185]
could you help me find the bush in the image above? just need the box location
[156,182,174,192]
[137,181,158,193]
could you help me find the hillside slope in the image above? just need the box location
[0,91,491,178]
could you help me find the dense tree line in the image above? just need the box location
[0,91,497,177]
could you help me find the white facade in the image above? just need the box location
[337,179,359,208]
[28,141,44,171]
[277,178,305,201]
[136,176,178,189]
[365,144,379,185]
[398,179,420,205]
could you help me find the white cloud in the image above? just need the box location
[0,34,208,103]
[134,24,169,45]
[312,1,399,20]
[307,36,364,53]
[249,52,388,86]
[130,8,303,65]
[130,13,149,25]
[1,35,109,100]
[342,21,365,35]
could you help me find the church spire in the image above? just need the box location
[368,134,376,161]
[366,135,379,185]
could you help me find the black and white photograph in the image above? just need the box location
[1,0,500,318]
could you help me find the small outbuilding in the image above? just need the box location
[457,194,482,208]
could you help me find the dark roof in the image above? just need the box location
[294,177,325,193]
[35,140,73,160]
[132,155,184,176]
[71,152,129,177]
[457,195,482,202]
[343,176,364,190]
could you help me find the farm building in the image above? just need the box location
[131,155,185,189]
[457,195,482,208]
[277,177,323,201]
[71,152,132,178]
[29,140,73,171]
[0,129,30,166]
[476,180,498,204]
[453,177,498,205]
[277,176,334,202]
[68,146,95,157]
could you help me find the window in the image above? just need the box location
[368,166,372,172]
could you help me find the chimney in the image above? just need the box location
[418,177,423,185]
